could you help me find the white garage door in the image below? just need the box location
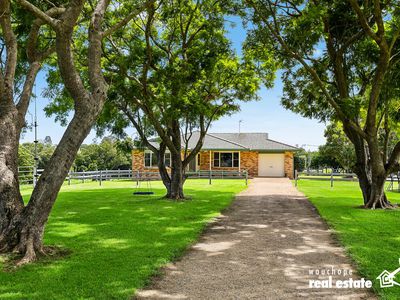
[258,153,285,177]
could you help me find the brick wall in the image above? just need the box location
[240,151,258,177]
[198,151,211,170]
[131,150,163,175]
[133,149,292,179]
[132,150,144,172]
[198,150,258,177]
[284,151,294,179]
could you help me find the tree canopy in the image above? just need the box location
[1,0,147,264]
[44,0,264,199]
[245,0,400,208]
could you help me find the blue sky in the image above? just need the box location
[20,16,326,151]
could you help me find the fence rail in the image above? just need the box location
[18,166,44,185]
[18,167,248,187]
[294,170,400,191]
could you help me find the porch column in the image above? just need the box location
[209,151,211,171]
[238,151,241,172]
[209,151,212,185]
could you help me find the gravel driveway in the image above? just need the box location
[135,178,375,299]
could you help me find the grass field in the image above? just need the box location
[0,179,247,299]
[297,180,400,300]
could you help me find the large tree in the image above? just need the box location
[245,0,400,208]
[0,0,63,263]
[0,0,142,264]
[93,0,263,199]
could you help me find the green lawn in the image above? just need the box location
[0,179,247,299]
[297,180,400,300]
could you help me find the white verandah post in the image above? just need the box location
[238,151,241,174]
[209,150,212,185]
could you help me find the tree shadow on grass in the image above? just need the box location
[0,182,243,299]
[301,188,400,299]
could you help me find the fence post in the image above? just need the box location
[82,171,85,184]
[295,170,298,187]
[68,171,71,186]
[33,166,37,188]
[99,170,102,186]
[209,170,212,185]
[245,170,248,186]
[330,172,334,188]
[398,171,400,192]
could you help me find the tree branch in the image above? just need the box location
[248,0,366,139]
[122,105,159,154]
[182,115,206,167]
[0,0,17,103]
[386,141,400,174]
[16,62,40,128]
[102,2,148,38]
[53,0,89,106]
[88,0,109,97]
[26,7,65,62]
[15,0,60,29]
[348,0,380,43]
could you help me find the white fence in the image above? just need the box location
[294,170,400,191]
[18,166,43,185]
[18,167,248,187]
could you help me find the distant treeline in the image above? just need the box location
[19,136,133,171]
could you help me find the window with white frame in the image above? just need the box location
[213,152,239,168]
[144,151,171,167]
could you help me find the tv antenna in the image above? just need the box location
[33,84,39,187]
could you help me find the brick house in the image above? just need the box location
[131,132,298,179]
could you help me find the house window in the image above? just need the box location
[213,152,220,167]
[144,151,171,167]
[213,152,239,168]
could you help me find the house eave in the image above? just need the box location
[255,149,297,153]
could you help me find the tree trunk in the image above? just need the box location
[168,168,185,199]
[0,105,24,235]
[353,154,391,209]
[364,135,393,209]
[166,150,185,200]
[0,107,101,264]
[343,124,392,209]
[155,143,173,196]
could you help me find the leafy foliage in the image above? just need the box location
[244,0,400,207]
[320,123,356,171]
[74,137,132,171]
[18,142,55,169]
